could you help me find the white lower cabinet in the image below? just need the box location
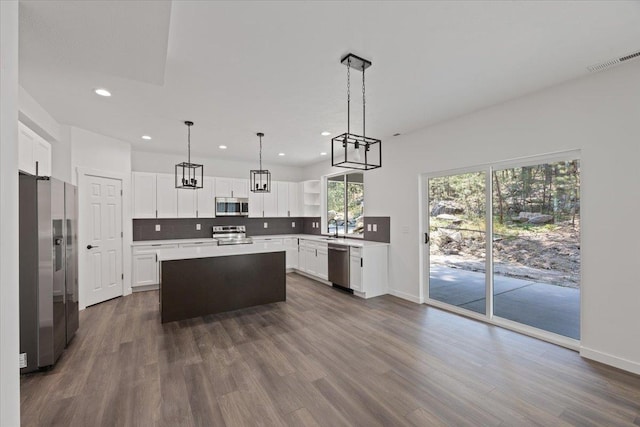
[132,244,178,288]
[284,238,298,269]
[353,245,388,298]
[316,243,328,280]
[350,247,363,292]
[298,239,328,281]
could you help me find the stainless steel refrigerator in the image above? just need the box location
[19,173,79,373]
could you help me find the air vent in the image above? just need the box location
[587,50,640,73]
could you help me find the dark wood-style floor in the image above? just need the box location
[21,273,640,426]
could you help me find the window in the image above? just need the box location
[326,172,364,236]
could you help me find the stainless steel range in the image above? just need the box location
[212,225,253,245]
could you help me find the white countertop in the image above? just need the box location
[133,234,389,248]
[156,243,286,261]
[255,234,389,248]
[132,238,218,247]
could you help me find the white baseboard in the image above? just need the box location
[580,346,640,375]
[388,289,423,304]
[131,284,159,292]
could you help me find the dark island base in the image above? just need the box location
[160,251,286,323]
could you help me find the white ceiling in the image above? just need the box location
[18,1,640,166]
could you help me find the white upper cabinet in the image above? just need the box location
[197,176,216,218]
[132,172,157,218]
[177,187,197,218]
[288,182,300,217]
[18,121,51,177]
[215,177,248,198]
[248,191,264,217]
[232,179,248,198]
[263,186,278,217]
[276,182,289,217]
[156,173,178,218]
[133,172,217,218]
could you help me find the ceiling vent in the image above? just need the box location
[587,50,640,73]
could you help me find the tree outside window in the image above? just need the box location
[327,172,364,236]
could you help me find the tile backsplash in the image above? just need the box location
[133,217,304,241]
[133,216,390,243]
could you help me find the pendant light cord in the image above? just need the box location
[187,124,191,165]
[259,134,263,170]
[347,57,351,138]
[362,64,365,141]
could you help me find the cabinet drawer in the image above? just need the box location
[178,242,217,248]
[350,247,362,257]
[133,244,178,254]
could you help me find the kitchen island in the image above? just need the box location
[156,244,286,323]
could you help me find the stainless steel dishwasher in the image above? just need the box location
[328,243,350,290]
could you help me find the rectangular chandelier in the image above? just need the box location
[250,169,271,193]
[331,132,381,170]
[175,162,203,189]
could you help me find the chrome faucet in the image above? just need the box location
[328,218,339,238]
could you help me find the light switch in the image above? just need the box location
[264,222,268,228]
[196,224,201,230]
[367,224,372,232]
[373,224,378,232]
[155,224,161,232]
[402,225,409,234]
[292,221,295,228]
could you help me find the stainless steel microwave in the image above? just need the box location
[215,197,249,216]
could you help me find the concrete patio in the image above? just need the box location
[429,265,580,340]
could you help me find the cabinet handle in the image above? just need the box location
[361,258,363,268]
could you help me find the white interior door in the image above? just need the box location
[83,175,123,306]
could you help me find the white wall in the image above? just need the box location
[132,150,304,182]
[305,61,640,374]
[0,1,21,425]
[71,127,134,306]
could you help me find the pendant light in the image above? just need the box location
[250,132,271,193]
[331,53,381,170]
[175,121,203,189]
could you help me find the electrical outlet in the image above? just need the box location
[264,222,268,228]
[367,224,372,232]
[196,224,201,230]
[292,221,295,228]
[373,224,378,232]
[155,224,161,232]
[19,353,27,369]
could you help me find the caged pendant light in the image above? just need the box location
[175,121,203,189]
[250,132,271,193]
[331,53,381,170]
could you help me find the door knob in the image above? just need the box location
[87,244,99,249]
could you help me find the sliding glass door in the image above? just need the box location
[491,160,580,339]
[428,171,487,315]
[424,154,581,342]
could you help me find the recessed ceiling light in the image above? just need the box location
[94,88,111,97]
[321,131,331,136]
[320,152,327,156]
[141,135,152,140]
[219,145,227,149]
[278,152,285,156]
